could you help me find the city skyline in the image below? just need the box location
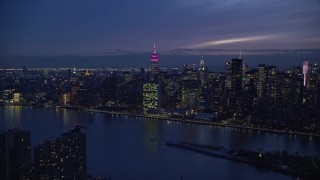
[1,37,320,179]
[1,1,320,178]
[1,47,319,69]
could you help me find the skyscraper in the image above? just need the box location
[225,62,232,89]
[34,125,87,180]
[151,43,159,75]
[266,66,277,102]
[199,54,205,71]
[257,64,266,99]
[224,61,232,112]
[143,83,160,114]
[303,60,309,87]
[199,54,207,86]
[231,58,243,119]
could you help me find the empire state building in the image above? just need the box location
[151,43,159,74]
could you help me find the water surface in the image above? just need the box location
[1,106,319,180]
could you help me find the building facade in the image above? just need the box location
[34,125,87,180]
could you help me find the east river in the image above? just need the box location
[1,106,319,180]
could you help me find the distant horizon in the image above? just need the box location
[2,48,320,56]
[1,48,319,70]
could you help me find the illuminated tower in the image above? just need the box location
[151,43,159,74]
[84,69,90,76]
[303,60,309,87]
[199,54,205,71]
[313,63,318,73]
[199,54,207,85]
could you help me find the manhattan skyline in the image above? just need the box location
[1,1,320,179]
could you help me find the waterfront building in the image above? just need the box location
[13,92,21,104]
[143,83,160,114]
[34,125,87,180]
[60,93,71,106]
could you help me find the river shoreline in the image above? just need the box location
[58,106,320,138]
[3,105,318,137]
[166,141,319,179]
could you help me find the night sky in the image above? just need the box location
[0,0,320,67]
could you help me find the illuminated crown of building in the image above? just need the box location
[303,60,309,87]
[151,42,159,62]
[84,69,90,76]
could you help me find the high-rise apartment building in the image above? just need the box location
[34,125,87,180]
[143,83,160,114]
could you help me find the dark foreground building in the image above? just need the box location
[34,125,87,180]
[0,128,32,180]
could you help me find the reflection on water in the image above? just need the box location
[2,106,22,129]
[1,106,320,179]
[143,120,161,154]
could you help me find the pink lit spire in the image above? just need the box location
[151,42,159,62]
[303,60,309,87]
